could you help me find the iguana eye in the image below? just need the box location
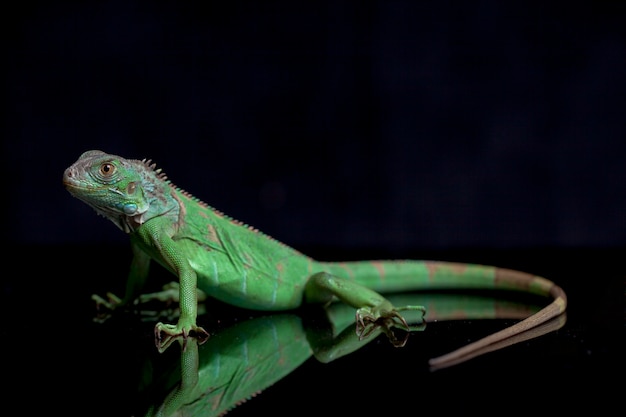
[100,163,115,176]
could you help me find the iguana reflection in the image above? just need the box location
[135,291,565,417]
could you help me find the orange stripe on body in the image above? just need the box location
[370,261,386,280]
[337,263,355,280]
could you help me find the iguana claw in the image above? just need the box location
[154,321,210,352]
[355,305,427,347]
[91,292,125,323]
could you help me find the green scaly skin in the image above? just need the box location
[63,150,568,365]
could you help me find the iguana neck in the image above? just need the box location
[118,163,181,234]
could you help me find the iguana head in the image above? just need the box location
[63,150,172,233]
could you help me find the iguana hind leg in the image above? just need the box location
[304,272,426,346]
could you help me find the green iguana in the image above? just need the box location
[63,150,567,367]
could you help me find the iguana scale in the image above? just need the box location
[63,150,567,366]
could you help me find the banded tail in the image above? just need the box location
[321,259,568,369]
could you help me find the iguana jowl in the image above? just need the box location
[63,150,567,366]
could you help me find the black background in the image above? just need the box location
[5,1,626,249]
[3,2,624,415]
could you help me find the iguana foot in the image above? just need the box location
[92,292,123,310]
[154,321,210,352]
[355,305,427,347]
[91,292,124,322]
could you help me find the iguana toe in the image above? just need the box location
[154,321,210,352]
[355,306,426,347]
[92,292,123,311]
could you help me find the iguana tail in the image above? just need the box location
[322,260,568,369]
[427,269,567,369]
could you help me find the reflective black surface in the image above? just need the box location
[2,245,621,415]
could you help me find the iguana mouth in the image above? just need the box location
[63,181,85,196]
[63,179,97,198]
[63,168,100,194]
[62,179,80,190]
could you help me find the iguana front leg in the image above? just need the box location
[150,260,209,349]
[130,221,210,350]
[304,272,426,346]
